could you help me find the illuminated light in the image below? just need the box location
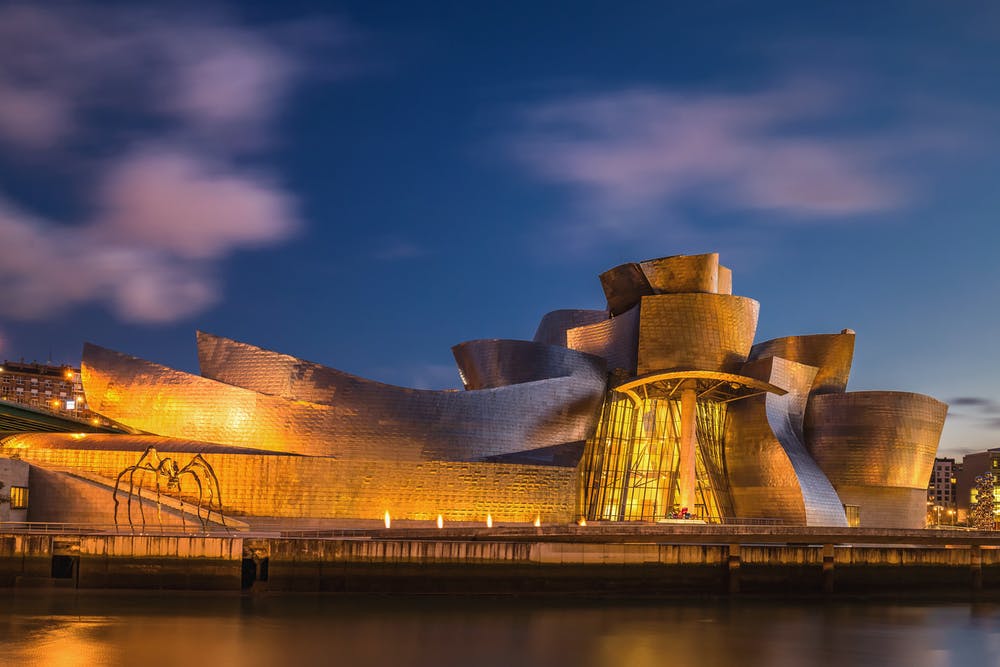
[437,514,443,529]
[69,433,87,440]
[50,399,61,408]
[384,510,391,529]
[577,517,587,526]
[486,513,493,528]
[65,370,74,380]
[533,515,541,528]
[91,418,100,425]
[65,400,76,410]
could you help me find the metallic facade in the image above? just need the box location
[639,253,721,294]
[804,392,947,528]
[451,339,605,390]
[8,251,947,528]
[636,294,759,375]
[725,357,849,526]
[533,309,608,347]
[749,333,855,395]
[1,436,575,523]
[87,339,606,466]
[564,304,639,374]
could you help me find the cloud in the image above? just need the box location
[96,146,299,260]
[945,396,1000,436]
[371,237,427,262]
[0,2,354,323]
[506,82,916,246]
[0,2,334,150]
[949,397,1000,410]
[0,189,220,322]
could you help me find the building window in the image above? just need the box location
[9,486,28,510]
[844,504,861,528]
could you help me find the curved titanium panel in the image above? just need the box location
[188,332,606,465]
[0,432,278,455]
[452,339,607,390]
[749,332,855,394]
[85,340,607,466]
[639,253,720,294]
[599,262,653,316]
[805,391,947,489]
[717,265,733,295]
[804,392,946,529]
[565,304,639,374]
[636,293,759,375]
[533,309,608,347]
[724,356,848,527]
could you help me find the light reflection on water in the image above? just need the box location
[1,593,998,667]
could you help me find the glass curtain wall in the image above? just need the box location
[580,391,734,522]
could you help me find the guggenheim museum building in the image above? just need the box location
[0,253,947,529]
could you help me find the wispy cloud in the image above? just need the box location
[371,237,427,262]
[0,2,357,323]
[946,396,1000,430]
[504,81,941,249]
[950,397,1000,410]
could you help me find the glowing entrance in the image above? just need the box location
[580,371,785,522]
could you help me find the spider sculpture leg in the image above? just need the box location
[114,447,164,531]
[180,456,226,528]
[135,474,147,528]
[176,470,206,529]
[113,466,136,528]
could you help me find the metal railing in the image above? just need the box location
[0,521,241,536]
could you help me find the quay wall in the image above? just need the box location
[2,531,999,595]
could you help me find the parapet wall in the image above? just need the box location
[9,447,577,524]
[2,529,999,595]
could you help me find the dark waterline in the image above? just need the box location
[1,592,998,667]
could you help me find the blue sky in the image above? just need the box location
[0,1,997,457]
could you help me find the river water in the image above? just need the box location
[1,592,998,666]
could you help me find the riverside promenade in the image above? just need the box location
[2,522,998,595]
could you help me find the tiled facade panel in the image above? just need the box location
[26,467,191,526]
[725,357,848,526]
[533,309,608,347]
[724,391,806,524]
[717,266,733,295]
[749,333,855,395]
[805,392,947,488]
[637,294,759,375]
[598,262,654,315]
[85,342,606,466]
[11,446,577,523]
[834,486,929,529]
[565,304,639,374]
[639,253,720,294]
[451,339,607,390]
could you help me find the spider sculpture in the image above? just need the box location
[113,446,226,531]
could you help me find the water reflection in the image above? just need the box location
[1,593,998,667]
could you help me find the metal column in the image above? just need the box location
[678,385,697,514]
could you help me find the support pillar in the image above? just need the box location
[728,543,741,594]
[678,386,698,515]
[822,543,835,594]
[971,545,983,592]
